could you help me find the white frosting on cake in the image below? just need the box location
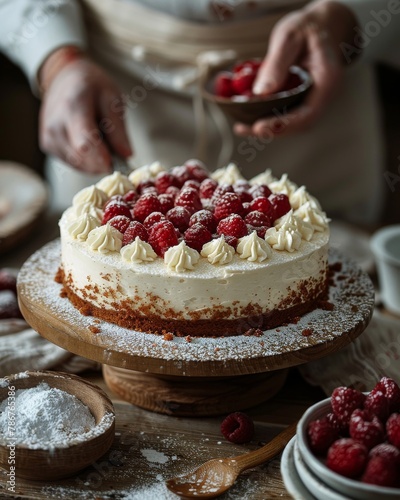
[72,186,108,208]
[67,214,100,241]
[201,237,235,265]
[164,241,200,273]
[237,231,272,262]
[295,201,330,232]
[128,162,166,186]
[249,169,277,186]
[71,202,103,223]
[211,163,245,184]
[269,173,298,196]
[121,237,157,263]
[86,224,123,254]
[96,172,134,197]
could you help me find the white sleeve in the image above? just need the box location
[0,0,87,93]
[338,0,400,66]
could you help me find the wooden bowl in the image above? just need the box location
[202,65,312,124]
[0,371,115,481]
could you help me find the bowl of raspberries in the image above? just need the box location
[202,59,311,124]
[297,377,400,499]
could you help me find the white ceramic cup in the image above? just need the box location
[370,225,400,315]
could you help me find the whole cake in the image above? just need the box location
[57,160,330,337]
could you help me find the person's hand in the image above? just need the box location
[234,1,357,139]
[39,47,132,174]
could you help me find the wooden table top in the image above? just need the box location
[0,369,326,499]
[0,211,364,499]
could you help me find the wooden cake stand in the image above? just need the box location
[18,241,374,416]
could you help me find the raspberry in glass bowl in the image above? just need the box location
[202,60,312,124]
[296,377,400,499]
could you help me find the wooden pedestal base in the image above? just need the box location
[103,365,289,416]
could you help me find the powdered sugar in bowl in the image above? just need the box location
[0,371,115,481]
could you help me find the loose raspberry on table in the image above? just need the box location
[362,456,399,487]
[123,190,138,207]
[122,221,149,245]
[220,412,255,444]
[214,192,244,220]
[166,207,191,232]
[158,193,175,214]
[326,438,368,478]
[184,223,213,252]
[249,184,272,199]
[143,212,166,230]
[374,377,400,413]
[364,389,390,422]
[0,270,17,294]
[102,201,132,225]
[174,188,202,214]
[132,193,162,223]
[386,413,400,448]
[137,179,155,194]
[369,443,400,467]
[249,197,274,217]
[245,210,273,228]
[184,159,209,182]
[349,409,385,450]
[307,417,339,455]
[199,178,218,199]
[217,214,248,239]
[108,215,132,234]
[269,193,291,220]
[189,210,217,233]
[155,172,179,194]
[148,220,179,257]
[0,290,22,319]
[331,387,366,426]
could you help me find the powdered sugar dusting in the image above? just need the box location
[35,402,280,499]
[141,448,169,464]
[18,240,374,376]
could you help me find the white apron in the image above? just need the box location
[73,0,384,223]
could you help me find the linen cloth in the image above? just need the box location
[0,318,100,377]
[300,309,400,394]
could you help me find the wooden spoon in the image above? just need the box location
[166,421,297,498]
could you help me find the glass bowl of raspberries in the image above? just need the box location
[202,60,311,124]
[297,377,400,499]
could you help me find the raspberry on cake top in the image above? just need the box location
[58,159,330,337]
